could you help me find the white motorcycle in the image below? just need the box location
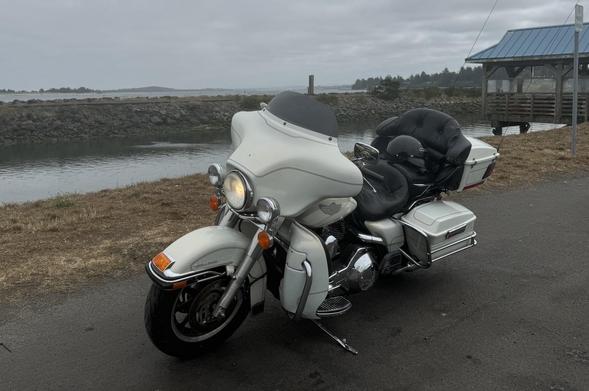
[144,91,499,357]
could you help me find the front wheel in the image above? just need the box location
[144,278,250,358]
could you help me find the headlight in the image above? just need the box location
[208,164,225,187]
[256,197,280,223]
[223,171,252,210]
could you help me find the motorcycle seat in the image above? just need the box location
[371,108,472,192]
[391,162,435,199]
[353,159,409,221]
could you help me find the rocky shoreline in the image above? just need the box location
[0,93,480,145]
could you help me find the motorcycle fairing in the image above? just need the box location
[279,221,329,319]
[227,109,363,217]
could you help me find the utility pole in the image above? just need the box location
[572,3,583,157]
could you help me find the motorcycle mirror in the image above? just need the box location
[354,142,379,161]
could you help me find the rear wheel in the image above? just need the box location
[144,278,250,358]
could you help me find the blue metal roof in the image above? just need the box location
[466,23,589,62]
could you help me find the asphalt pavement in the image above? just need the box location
[1,176,588,390]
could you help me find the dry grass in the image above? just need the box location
[0,123,588,304]
[0,176,215,303]
[479,123,589,190]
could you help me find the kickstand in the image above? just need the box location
[312,320,358,355]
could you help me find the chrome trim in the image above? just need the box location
[256,197,280,223]
[213,229,263,318]
[295,260,313,320]
[353,142,379,161]
[324,235,337,260]
[146,262,226,286]
[357,232,384,244]
[328,247,376,292]
[433,233,477,254]
[398,248,427,269]
[224,170,254,211]
[329,247,366,281]
[216,206,240,227]
[397,233,477,268]
[207,163,225,187]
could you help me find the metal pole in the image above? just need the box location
[573,4,583,157]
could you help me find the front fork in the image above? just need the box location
[213,228,263,318]
[213,205,263,318]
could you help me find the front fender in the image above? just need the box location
[146,226,266,311]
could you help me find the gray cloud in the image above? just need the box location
[0,0,578,89]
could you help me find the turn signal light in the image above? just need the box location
[257,231,273,250]
[152,252,172,272]
[209,193,220,211]
[172,281,188,290]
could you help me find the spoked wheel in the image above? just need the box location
[145,278,250,358]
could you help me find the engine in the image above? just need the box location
[329,245,378,293]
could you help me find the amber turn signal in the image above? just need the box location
[209,193,220,211]
[152,252,173,272]
[172,281,188,290]
[257,231,273,250]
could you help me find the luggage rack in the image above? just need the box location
[398,220,477,269]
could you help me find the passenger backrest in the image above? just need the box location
[371,108,471,169]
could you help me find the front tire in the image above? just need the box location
[144,278,250,358]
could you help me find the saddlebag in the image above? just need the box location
[400,200,476,265]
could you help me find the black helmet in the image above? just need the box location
[386,135,426,168]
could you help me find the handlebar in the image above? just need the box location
[359,165,385,182]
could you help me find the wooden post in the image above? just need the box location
[307,74,315,95]
[517,79,524,93]
[554,65,563,123]
[481,64,488,119]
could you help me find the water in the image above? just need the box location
[0,86,356,103]
[0,118,563,204]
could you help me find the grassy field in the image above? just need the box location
[1,123,588,304]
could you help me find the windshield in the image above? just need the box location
[266,91,338,137]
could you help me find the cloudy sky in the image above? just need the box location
[0,0,580,90]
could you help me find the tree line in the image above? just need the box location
[0,87,98,94]
[352,66,482,90]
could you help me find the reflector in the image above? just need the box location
[152,252,172,272]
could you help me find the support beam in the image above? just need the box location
[547,64,564,122]
[481,64,489,119]
[505,66,525,79]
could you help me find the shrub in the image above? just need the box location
[52,196,75,208]
[370,76,400,100]
[239,95,272,110]
[314,93,339,106]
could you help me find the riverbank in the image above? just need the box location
[0,93,480,145]
[1,123,587,304]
